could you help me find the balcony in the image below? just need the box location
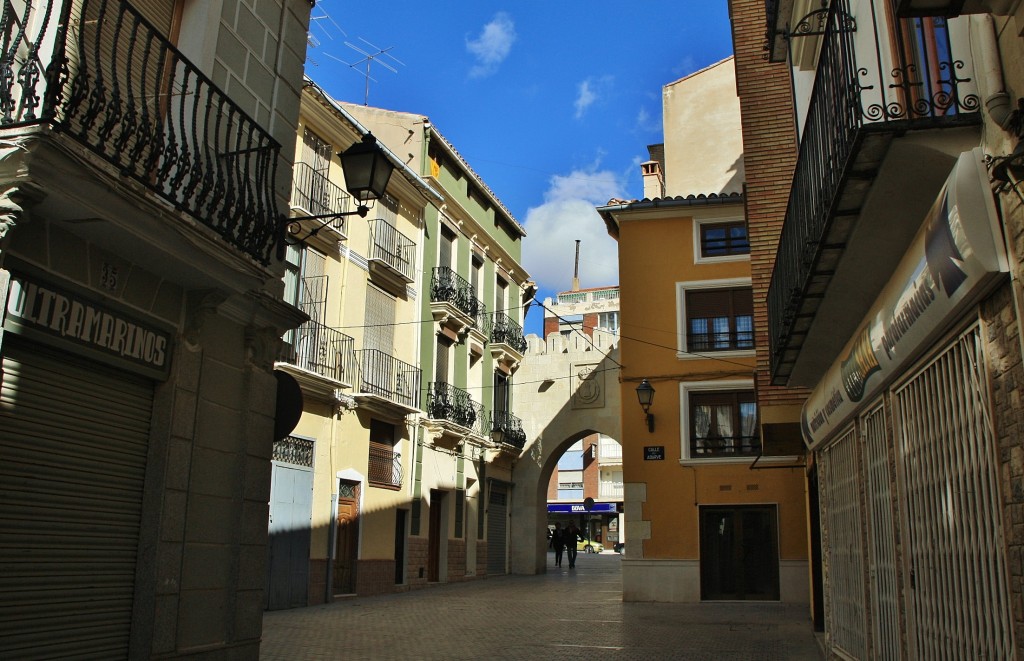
[279,320,355,391]
[429,267,480,338]
[290,162,351,239]
[0,0,281,264]
[367,218,416,296]
[690,434,762,459]
[491,410,526,450]
[490,312,526,372]
[353,349,421,415]
[424,381,488,447]
[368,442,402,489]
[766,0,980,385]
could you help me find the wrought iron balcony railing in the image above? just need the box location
[0,0,282,264]
[492,410,526,450]
[691,435,762,458]
[473,300,492,338]
[368,443,402,488]
[280,319,355,383]
[291,161,351,234]
[490,312,526,354]
[470,401,490,439]
[426,381,478,429]
[368,218,416,282]
[687,329,755,353]
[767,1,979,378]
[430,267,480,318]
[353,349,421,409]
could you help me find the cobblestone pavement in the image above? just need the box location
[261,553,822,660]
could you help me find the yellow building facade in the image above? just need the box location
[597,58,809,604]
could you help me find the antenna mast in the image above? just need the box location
[572,240,581,292]
[332,38,405,105]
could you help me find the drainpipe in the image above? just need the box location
[972,14,1014,131]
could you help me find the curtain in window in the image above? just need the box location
[736,315,754,349]
[694,404,712,447]
[691,318,709,350]
[716,405,734,450]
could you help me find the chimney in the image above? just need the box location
[642,160,664,199]
[572,240,581,292]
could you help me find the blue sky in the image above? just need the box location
[304,2,735,335]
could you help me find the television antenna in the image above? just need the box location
[330,37,405,105]
[305,2,347,69]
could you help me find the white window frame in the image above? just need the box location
[693,216,750,265]
[679,379,758,464]
[675,277,756,360]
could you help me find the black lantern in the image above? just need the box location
[636,378,655,433]
[339,132,395,206]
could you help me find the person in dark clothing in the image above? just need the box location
[551,522,566,567]
[565,522,581,569]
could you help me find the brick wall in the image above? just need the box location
[544,316,559,338]
[355,559,396,597]
[406,537,429,590]
[729,0,809,407]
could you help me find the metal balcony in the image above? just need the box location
[0,0,282,264]
[290,162,351,237]
[353,349,421,410]
[430,267,479,318]
[766,0,980,384]
[490,313,526,354]
[368,443,402,488]
[280,320,355,384]
[426,382,479,429]
[367,218,416,289]
[492,410,526,450]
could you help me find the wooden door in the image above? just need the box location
[333,484,360,595]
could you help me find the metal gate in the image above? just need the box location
[862,402,902,660]
[266,436,314,610]
[819,426,867,660]
[892,324,1013,659]
[486,483,508,575]
[0,341,153,658]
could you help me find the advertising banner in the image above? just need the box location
[801,149,1005,449]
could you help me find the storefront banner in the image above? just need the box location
[547,502,618,514]
[3,273,173,379]
[801,149,1005,450]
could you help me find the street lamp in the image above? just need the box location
[281,132,396,250]
[636,378,655,433]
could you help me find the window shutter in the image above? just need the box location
[364,285,396,353]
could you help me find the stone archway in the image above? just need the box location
[509,334,621,574]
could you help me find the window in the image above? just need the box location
[559,313,584,336]
[699,221,749,258]
[689,390,759,457]
[368,420,402,488]
[597,311,619,334]
[685,287,754,352]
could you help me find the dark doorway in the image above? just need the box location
[700,505,779,600]
[394,509,407,585]
[808,466,825,631]
[333,481,360,595]
[427,489,445,582]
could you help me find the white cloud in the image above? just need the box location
[573,76,613,119]
[466,13,516,78]
[523,168,624,294]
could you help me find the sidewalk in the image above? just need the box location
[261,553,822,660]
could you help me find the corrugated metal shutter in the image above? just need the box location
[0,341,153,659]
[486,483,507,575]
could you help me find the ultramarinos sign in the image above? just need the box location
[801,149,1006,449]
[4,274,172,378]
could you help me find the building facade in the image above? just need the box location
[734,0,1024,656]
[598,58,810,604]
[0,0,312,657]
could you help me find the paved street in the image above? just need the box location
[261,553,822,660]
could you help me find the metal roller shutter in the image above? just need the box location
[486,483,507,575]
[0,341,153,659]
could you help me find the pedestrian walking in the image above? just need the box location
[551,522,566,567]
[565,521,581,569]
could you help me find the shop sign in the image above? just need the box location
[4,273,173,379]
[801,149,1006,449]
[547,502,618,513]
